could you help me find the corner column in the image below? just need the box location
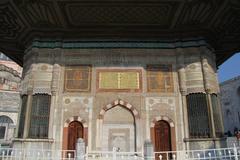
[50,63,61,149]
[23,91,33,138]
[176,49,189,150]
[200,50,216,139]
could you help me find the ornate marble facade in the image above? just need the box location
[13,41,225,151]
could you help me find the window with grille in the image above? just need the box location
[18,95,27,138]
[28,94,51,138]
[211,94,224,137]
[147,65,174,92]
[187,93,210,138]
[64,66,91,92]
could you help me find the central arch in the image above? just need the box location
[98,99,140,152]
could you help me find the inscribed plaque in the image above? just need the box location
[119,72,139,89]
[147,65,174,92]
[99,72,119,89]
[98,70,141,91]
[64,66,91,92]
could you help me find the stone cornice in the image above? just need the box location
[28,39,209,50]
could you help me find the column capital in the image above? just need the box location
[27,90,33,95]
[51,91,57,96]
[180,90,187,96]
[205,89,212,94]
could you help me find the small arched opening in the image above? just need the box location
[68,121,84,150]
[154,120,172,160]
[0,115,14,141]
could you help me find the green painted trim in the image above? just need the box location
[30,39,208,49]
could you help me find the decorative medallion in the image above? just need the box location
[189,64,196,70]
[65,98,71,104]
[41,65,48,71]
[83,98,89,104]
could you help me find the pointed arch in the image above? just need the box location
[150,116,175,128]
[98,99,140,119]
[64,116,87,127]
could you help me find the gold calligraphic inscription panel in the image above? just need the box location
[99,72,119,89]
[64,66,91,92]
[98,70,141,91]
[119,72,139,89]
[147,65,174,92]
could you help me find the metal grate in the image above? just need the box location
[186,93,210,138]
[28,94,51,138]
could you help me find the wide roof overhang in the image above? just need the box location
[0,0,240,66]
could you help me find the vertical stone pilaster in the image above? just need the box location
[177,53,186,93]
[200,48,216,139]
[176,49,189,150]
[96,119,103,150]
[145,103,150,141]
[136,119,142,152]
[207,93,216,138]
[216,93,225,135]
[49,64,61,139]
[201,53,211,91]
[48,91,56,139]
[88,102,93,151]
[23,91,33,138]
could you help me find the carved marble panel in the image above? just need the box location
[146,97,176,122]
[63,97,93,122]
[185,62,205,93]
[32,64,53,95]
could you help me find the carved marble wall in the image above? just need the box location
[63,97,92,125]
[146,97,176,123]
[15,45,222,151]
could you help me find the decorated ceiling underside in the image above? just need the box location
[0,0,240,66]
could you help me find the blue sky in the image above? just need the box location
[218,52,240,83]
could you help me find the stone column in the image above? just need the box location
[216,94,225,136]
[177,50,189,150]
[50,64,61,150]
[88,101,93,151]
[145,102,151,141]
[200,50,216,138]
[96,119,103,149]
[206,92,216,138]
[49,64,61,139]
[23,91,33,138]
[136,118,142,152]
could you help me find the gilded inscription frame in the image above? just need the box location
[96,69,142,92]
[146,64,174,93]
[64,65,92,92]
